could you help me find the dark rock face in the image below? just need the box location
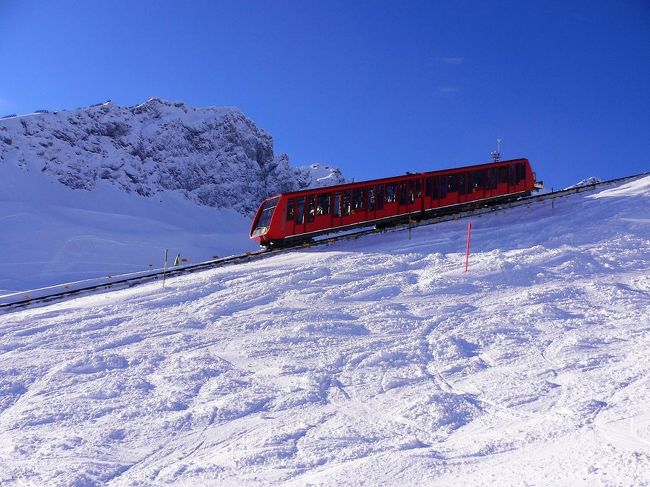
[0,98,345,215]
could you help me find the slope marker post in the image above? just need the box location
[162,248,168,288]
[465,222,472,272]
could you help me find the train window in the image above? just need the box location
[459,173,467,195]
[287,198,295,221]
[425,177,432,196]
[343,190,351,215]
[516,163,525,184]
[486,168,496,189]
[408,180,415,203]
[369,187,375,210]
[296,197,305,224]
[508,165,516,185]
[399,183,407,205]
[432,176,439,199]
[307,196,315,222]
[498,166,508,184]
[416,179,422,198]
[472,170,485,191]
[377,185,384,209]
[253,196,280,235]
[448,174,458,193]
[317,193,331,215]
[352,188,365,211]
[333,193,341,217]
[440,176,447,197]
[385,183,396,203]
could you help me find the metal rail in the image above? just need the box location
[1,171,647,313]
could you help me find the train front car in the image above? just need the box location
[250,195,282,246]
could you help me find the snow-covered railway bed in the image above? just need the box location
[2,172,647,313]
[0,176,649,485]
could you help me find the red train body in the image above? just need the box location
[250,158,540,246]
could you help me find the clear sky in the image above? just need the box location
[1,0,649,188]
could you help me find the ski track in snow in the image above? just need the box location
[0,177,649,486]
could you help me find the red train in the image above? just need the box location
[250,158,542,247]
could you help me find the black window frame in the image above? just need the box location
[287,198,295,221]
[399,182,408,205]
[296,197,305,224]
[307,195,315,222]
[498,166,508,184]
[448,174,458,193]
[343,190,352,216]
[317,193,331,215]
[385,183,396,203]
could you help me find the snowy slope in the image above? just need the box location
[0,161,257,292]
[0,176,649,486]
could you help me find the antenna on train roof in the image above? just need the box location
[491,138,502,162]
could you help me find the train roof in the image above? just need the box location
[273,158,530,199]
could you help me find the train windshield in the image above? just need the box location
[252,197,280,237]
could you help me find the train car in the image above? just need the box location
[250,158,541,247]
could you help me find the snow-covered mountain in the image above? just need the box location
[564,176,604,190]
[0,99,344,291]
[0,98,344,215]
[1,175,648,485]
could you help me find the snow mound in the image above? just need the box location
[564,176,604,190]
[590,174,650,198]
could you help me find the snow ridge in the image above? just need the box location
[0,98,344,215]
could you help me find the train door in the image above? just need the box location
[398,181,408,215]
[331,191,343,228]
[424,175,443,211]
[294,196,306,236]
[314,192,332,232]
[285,198,296,236]
[410,178,423,215]
[485,168,497,199]
[367,186,377,222]
[349,187,368,224]
[497,165,508,196]
[384,183,398,217]
[445,173,460,206]
[374,184,384,221]
[305,195,316,233]
[458,172,469,204]
[466,170,486,202]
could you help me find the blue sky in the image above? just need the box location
[1,0,649,188]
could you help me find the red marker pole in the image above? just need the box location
[465,222,472,272]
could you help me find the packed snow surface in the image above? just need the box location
[0,162,257,292]
[0,176,649,486]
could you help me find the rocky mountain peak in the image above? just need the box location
[0,99,345,215]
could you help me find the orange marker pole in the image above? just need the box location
[465,222,472,272]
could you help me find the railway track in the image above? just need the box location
[1,171,647,312]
